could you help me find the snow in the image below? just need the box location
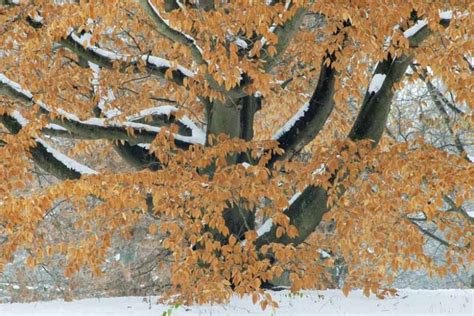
[137,143,150,150]
[312,164,326,175]
[70,34,194,77]
[129,105,178,120]
[256,218,273,237]
[234,38,248,49]
[127,106,205,144]
[178,116,206,143]
[142,55,170,68]
[146,0,203,55]
[32,14,44,23]
[273,102,310,140]
[317,248,331,258]
[35,138,98,175]
[252,193,304,240]
[11,110,29,127]
[0,289,471,315]
[143,55,195,77]
[1,74,201,146]
[403,20,428,38]
[368,73,387,94]
[439,11,453,20]
[0,74,33,99]
[123,121,204,145]
[45,124,68,131]
[288,192,302,204]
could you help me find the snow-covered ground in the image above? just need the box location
[0,289,472,315]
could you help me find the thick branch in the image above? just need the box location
[0,74,202,148]
[59,35,192,86]
[138,0,205,65]
[268,54,337,167]
[262,7,307,72]
[256,17,451,248]
[268,21,351,167]
[0,113,94,180]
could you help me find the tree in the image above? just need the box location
[0,0,472,308]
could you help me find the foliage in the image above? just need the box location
[0,0,472,308]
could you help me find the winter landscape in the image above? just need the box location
[0,0,472,315]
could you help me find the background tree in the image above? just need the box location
[0,0,472,307]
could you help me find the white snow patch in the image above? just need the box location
[45,124,68,131]
[241,162,251,169]
[312,164,326,175]
[403,20,428,38]
[70,35,194,77]
[256,218,273,237]
[273,102,310,140]
[0,74,33,99]
[317,248,331,258]
[288,192,302,205]
[11,110,29,127]
[439,10,453,20]
[129,106,177,120]
[0,289,471,315]
[146,0,203,55]
[368,73,386,94]
[143,55,195,77]
[127,106,205,143]
[234,38,248,49]
[36,138,98,175]
[178,116,206,143]
[32,14,44,23]
[137,143,150,150]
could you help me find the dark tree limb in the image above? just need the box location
[268,21,351,167]
[59,35,192,87]
[1,114,88,180]
[256,16,451,248]
[261,7,307,72]
[268,53,338,167]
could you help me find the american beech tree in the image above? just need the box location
[0,0,472,308]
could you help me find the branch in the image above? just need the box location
[256,15,452,248]
[137,0,244,98]
[408,220,466,250]
[268,21,351,167]
[1,112,96,180]
[412,65,471,162]
[138,0,205,65]
[261,7,307,72]
[0,74,204,147]
[59,34,194,86]
[268,52,337,167]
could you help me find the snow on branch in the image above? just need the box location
[403,20,428,38]
[272,102,309,140]
[368,73,387,94]
[6,110,97,177]
[139,0,205,65]
[35,138,98,175]
[65,32,195,81]
[0,74,205,146]
[0,74,34,101]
